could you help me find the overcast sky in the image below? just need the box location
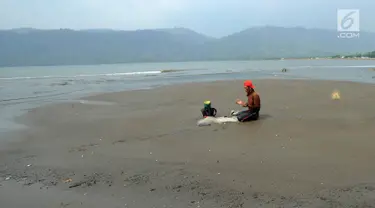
[1,0,374,37]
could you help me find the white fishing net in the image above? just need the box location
[197,116,239,126]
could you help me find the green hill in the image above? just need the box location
[1,26,374,67]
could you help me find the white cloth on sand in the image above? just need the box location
[197,116,239,126]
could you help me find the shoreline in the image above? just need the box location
[2,57,375,68]
[1,79,375,207]
[281,57,375,60]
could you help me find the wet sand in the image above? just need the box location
[1,79,375,208]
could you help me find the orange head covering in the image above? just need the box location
[244,80,255,89]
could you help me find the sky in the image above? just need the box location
[0,0,374,37]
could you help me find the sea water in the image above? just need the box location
[1,60,375,133]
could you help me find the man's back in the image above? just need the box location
[248,91,261,111]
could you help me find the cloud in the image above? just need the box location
[0,0,189,29]
[72,0,189,29]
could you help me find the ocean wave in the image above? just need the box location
[160,69,181,73]
[0,89,86,103]
[289,65,375,69]
[0,70,181,80]
[0,75,57,80]
[321,65,375,68]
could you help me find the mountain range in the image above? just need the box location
[0,26,374,67]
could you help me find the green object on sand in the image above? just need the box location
[204,100,211,109]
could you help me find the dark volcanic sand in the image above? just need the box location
[1,79,375,208]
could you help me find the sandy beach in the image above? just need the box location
[1,79,375,208]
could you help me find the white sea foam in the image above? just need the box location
[0,70,163,80]
[76,100,116,106]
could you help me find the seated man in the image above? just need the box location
[234,80,261,122]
